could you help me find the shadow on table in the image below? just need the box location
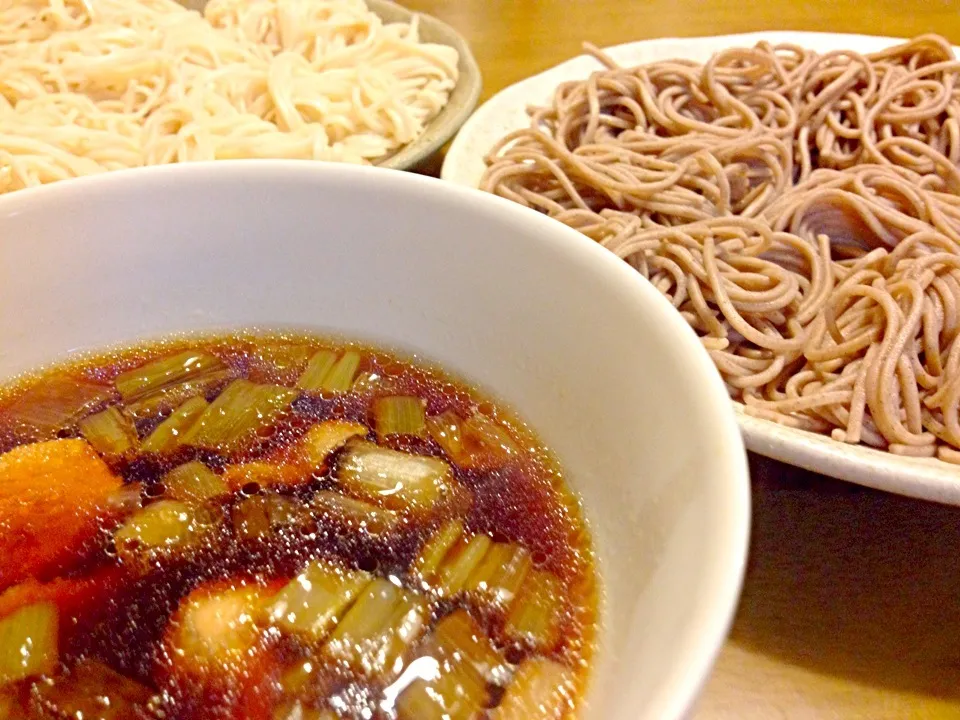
[730,455,960,699]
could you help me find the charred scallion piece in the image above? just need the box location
[373,396,426,438]
[78,406,138,457]
[114,351,227,403]
[311,491,401,536]
[181,380,296,454]
[141,396,209,453]
[294,421,368,469]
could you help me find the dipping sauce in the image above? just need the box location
[0,332,597,719]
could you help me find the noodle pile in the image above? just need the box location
[0,0,459,192]
[481,34,960,463]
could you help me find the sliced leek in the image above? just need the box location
[320,351,361,393]
[373,396,426,437]
[464,543,532,607]
[0,602,58,684]
[114,500,212,572]
[78,406,138,457]
[413,520,464,584]
[163,461,228,503]
[296,350,360,393]
[3,375,114,437]
[503,570,564,652]
[115,351,227,402]
[337,440,451,514]
[141,397,208,453]
[181,380,296,453]
[325,578,426,676]
[265,559,372,641]
[489,658,574,720]
[428,609,506,684]
[296,350,337,391]
[435,535,492,597]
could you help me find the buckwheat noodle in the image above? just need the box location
[481,34,960,463]
[0,0,458,192]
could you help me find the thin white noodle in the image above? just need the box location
[0,0,459,192]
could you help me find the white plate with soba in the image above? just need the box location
[442,31,960,504]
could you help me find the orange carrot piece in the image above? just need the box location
[0,439,124,589]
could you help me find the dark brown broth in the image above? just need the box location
[0,332,598,719]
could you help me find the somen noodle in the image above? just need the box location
[481,34,960,463]
[0,0,459,192]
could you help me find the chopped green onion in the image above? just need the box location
[435,534,492,597]
[337,440,452,514]
[265,559,373,641]
[373,396,427,438]
[310,490,401,536]
[465,543,532,608]
[78,406,138,457]
[115,351,227,403]
[503,570,564,652]
[295,421,368,469]
[325,578,426,677]
[2,375,114,438]
[181,380,296,454]
[320,352,361,393]
[296,350,338,391]
[0,602,58,684]
[114,500,213,572]
[489,658,574,720]
[141,397,209,453]
[163,461,228,503]
[413,520,464,584]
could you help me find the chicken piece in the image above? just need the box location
[161,579,278,686]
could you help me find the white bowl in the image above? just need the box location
[0,162,749,720]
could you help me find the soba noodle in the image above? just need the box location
[0,0,458,192]
[481,34,960,463]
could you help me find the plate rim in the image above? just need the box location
[442,30,960,504]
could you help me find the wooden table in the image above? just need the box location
[402,1,960,717]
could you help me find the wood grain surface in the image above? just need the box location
[400,1,960,717]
